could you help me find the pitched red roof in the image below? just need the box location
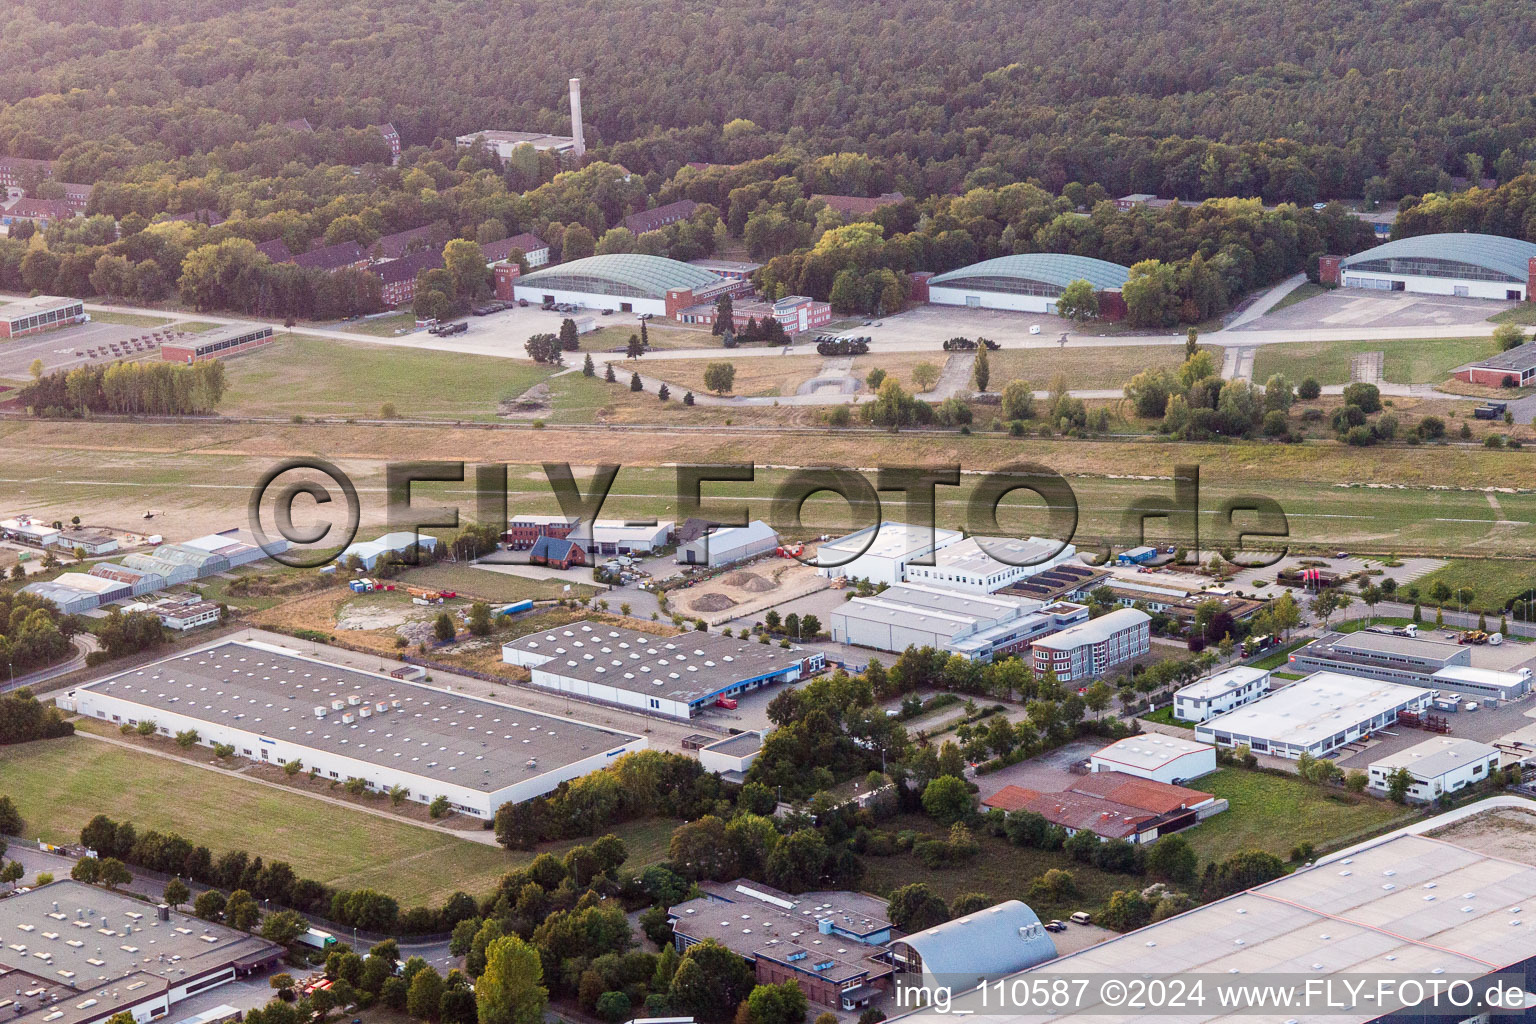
[255,238,293,262]
[481,232,547,263]
[983,785,1157,840]
[6,198,74,220]
[812,192,904,218]
[292,240,367,271]
[373,225,434,259]
[1069,772,1213,815]
[369,247,444,285]
[622,199,698,235]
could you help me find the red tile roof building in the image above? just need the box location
[622,199,698,235]
[983,774,1218,843]
[482,232,550,267]
[369,248,445,307]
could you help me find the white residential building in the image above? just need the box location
[901,535,1077,594]
[1089,733,1218,784]
[1173,666,1272,723]
[1367,738,1501,802]
[814,521,964,586]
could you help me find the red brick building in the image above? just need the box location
[502,514,578,551]
[373,123,401,163]
[1454,344,1536,388]
[622,199,697,235]
[0,296,86,339]
[161,324,276,363]
[527,535,586,569]
[370,248,445,307]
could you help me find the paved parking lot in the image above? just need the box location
[1235,289,1510,333]
[1223,553,1446,603]
[969,738,1104,802]
[1336,691,1536,770]
[838,303,1190,349]
[0,321,184,379]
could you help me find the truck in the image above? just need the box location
[298,928,337,950]
[715,696,739,710]
[1474,401,1508,421]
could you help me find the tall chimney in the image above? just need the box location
[569,78,586,159]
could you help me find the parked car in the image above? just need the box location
[518,298,529,307]
[1069,911,1092,925]
[1044,920,1067,933]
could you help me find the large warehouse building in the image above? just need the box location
[1290,630,1531,701]
[59,639,647,817]
[829,582,1089,662]
[815,521,964,585]
[0,295,87,338]
[900,536,1078,594]
[1194,670,1432,760]
[0,880,283,1024]
[906,822,1536,1022]
[1320,232,1536,300]
[512,254,749,317]
[925,254,1131,317]
[503,620,825,719]
[677,519,779,567]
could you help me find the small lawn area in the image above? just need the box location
[1414,558,1536,614]
[1248,638,1308,670]
[1185,767,1419,864]
[1490,304,1536,326]
[89,311,176,328]
[221,333,556,419]
[1251,336,1501,387]
[1266,281,1325,314]
[338,312,420,338]
[394,563,600,602]
[1140,706,1194,729]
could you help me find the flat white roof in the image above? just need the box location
[1091,733,1215,771]
[919,535,1071,575]
[49,572,128,594]
[1177,665,1270,701]
[1201,671,1430,746]
[1432,665,1531,686]
[834,582,1040,635]
[817,521,963,562]
[1031,607,1149,650]
[590,519,673,541]
[1370,737,1499,780]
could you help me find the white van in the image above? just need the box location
[1488,632,1503,646]
[1069,911,1092,925]
[1029,325,1042,335]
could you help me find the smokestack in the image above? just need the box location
[569,78,586,158]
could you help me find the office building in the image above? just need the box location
[1029,608,1151,682]
[1367,737,1501,802]
[1195,671,1432,760]
[901,536,1079,594]
[1173,666,1272,723]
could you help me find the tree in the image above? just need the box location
[1493,323,1525,350]
[629,371,644,392]
[657,382,671,401]
[1144,834,1197,884]
[408,966,446,1021]
[96,857,132,890]
[1055,279,1100,323]
[745,982,809,1024]
[1297,377,1322,400]
[626,333,645,359]
[0,796,22,836]
[163,877,190,909]
[524,333,561,364]
[1001,379,1034,421]
[683,390,695,406]
[1308,589,1351,630]
[193,889,226,920]
[911,361,939,392]
[261,909,309,945]
[887,883,949,931]
[558,317,580,352]
[920,774,971,825]
[225,888,259,929]
[1387,767,1414,804]
[476,936,547,1024]
[703,362,737,394]
[443,240,490,299]
[604,363,617,383]
[972,344,990,391]
[669,939,755,1022]
[712,293,735,335]
[434,612,456,643]
[582,352,595,376]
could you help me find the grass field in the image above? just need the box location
[1185,768,1418,863]
[1490,306,1536,326]
[339,313,420,338]
[1251,336,1501,386]
[1140,707,1194,729]
[221,334,556,419]
[1249,639,1309,670]
[625,354,827,397]
[990,344,1202,390]
[1414,559,1536,612]
[88,311,175,328]
[1267,282,1325,314]
[0,734,674,907]
[859,813,1136,918]
[395,563,600,602]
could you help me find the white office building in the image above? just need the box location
[1367,737,1501,802]
[58,639,648,818]
[1173,666,1272,723]
[815,521,964,586]
[1195,671,1432,760]
[1089,733,1217,784]
[901,535,1077,594]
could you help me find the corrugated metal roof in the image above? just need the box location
[929,253,1131,291]
[516,254,722,299]
[1340,232,1536,280]
[895,900,1057,981]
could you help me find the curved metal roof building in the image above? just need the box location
[929,253,1132,293]
[889,899,1058,991]
[516,253,723,300]
[1339,232,1536,284]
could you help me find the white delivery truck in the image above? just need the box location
[297,928,338,950]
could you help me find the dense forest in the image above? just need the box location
[0,0,1519,321]
[6,0,1536,199]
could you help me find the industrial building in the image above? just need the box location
[1029,608,1151,682]
[900,536,1078,594]
[512,253,749,318]
[584,519,674,556]
[926,253,1131,318]
[1454,343,1536,388]
[59,638,648,817]
[120,552,198,586]
[815,521,965,586]
[1321,232,1536,300]
[179,531,270,568]
[1173,665,1272,723]
[1195,670,1433,759]
[49,528,119,555]
[0,295,87,338]
[1,514,61,546]
[888,901,1058,994]
[336,531,440,570]
[1290,630,1530,701]
[697,730,765,781]
[983,773,1221,843]
[673,293,833,334]
[502,620,825,719]
[0,880,284,1024]
[829,582,1089,662]
[677,520,779,567]
[668,880,894,1011]
[19,578,109,615]
[89,563,165,597]
[1089,733,1217,784]
[916,821,1536,1021]
[160,324,275,363]
[155,599,222,631]
[1367,737,1501,802]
